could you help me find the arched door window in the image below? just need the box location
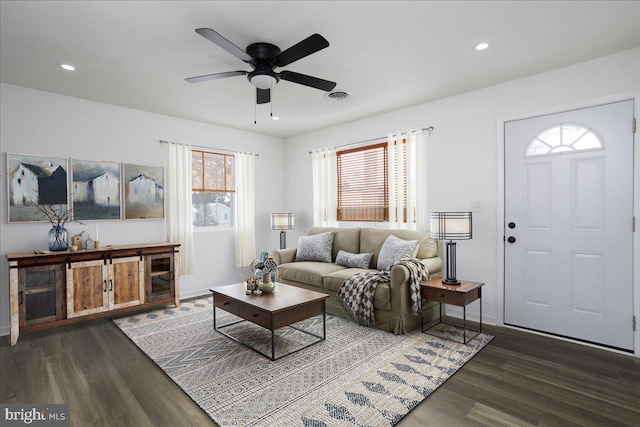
[525,123,603,157]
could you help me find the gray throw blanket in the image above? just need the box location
[336,259,429,327]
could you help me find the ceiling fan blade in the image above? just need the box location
[275,34,329,67]
[279,71,337,92]
[257,88,270,104]
[195,28,252,62]
[185,70,247,84]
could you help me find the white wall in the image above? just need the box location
[3,48,639,350]
[0,83,286,335]
[283,48,640,335]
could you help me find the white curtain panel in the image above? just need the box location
[311,147,338,226]
[387,129,428,230]
[234,152,256,267]
[164,142,194,275]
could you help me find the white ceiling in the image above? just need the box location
[1,1,639,139]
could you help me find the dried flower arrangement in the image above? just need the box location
[30,203,84,251]
[31,203,73,227]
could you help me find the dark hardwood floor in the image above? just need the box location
[2,317,639,427]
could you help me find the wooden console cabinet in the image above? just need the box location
[7,242,180,345]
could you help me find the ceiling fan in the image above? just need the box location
[185,28,337,105]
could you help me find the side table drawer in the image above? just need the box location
[422,287,464,306]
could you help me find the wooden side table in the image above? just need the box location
[420,278,484,344]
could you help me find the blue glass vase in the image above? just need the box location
[49,225,68,251]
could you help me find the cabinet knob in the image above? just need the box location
[440,293,445,298]
[223,301,231,306]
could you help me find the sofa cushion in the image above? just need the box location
[296,231,334,263]
[323,268,376,292]
[372,283,392,311]
[377,234,418,271]
[412,231,438,259]
[335,250,374,269]
[308,226,360,261]
[278,261,346,288]
[360,228,437,267]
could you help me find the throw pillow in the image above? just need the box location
[295,232,334,263]
[335,250,374,269]
[377,234,418,271]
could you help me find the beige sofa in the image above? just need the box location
[273,226,443,334]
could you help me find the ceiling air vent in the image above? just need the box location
[325,90,350,101]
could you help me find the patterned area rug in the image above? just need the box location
[113,297,493,427]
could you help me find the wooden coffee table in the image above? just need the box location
[210,283,329,360]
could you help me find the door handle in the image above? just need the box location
[507,236,516,243]
[109,279,113,292]
[103,280,107,292]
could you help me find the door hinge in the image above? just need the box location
[633,117,637,134]
[634,315,637,332]
[633,216,636,232]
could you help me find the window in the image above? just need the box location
[191,150,234,227]
[526,123,603,157]
[337,141,408,222]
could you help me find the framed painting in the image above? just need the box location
[71,159,121,221]
[7,153,69,223]
[122,163,164,220]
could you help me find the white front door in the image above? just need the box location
[504,100,634,351]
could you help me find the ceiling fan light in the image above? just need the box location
[250,74,276,90]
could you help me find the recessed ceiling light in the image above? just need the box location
[60,63,76,71]
[475,42,489,51]
[271,115,279,120]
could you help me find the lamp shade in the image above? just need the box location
[271,213,295,230]
[430,212,472,240]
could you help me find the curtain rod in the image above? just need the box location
[159,140,259,156]
[308,126,434,154]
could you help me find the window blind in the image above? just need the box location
[337,143,388,221]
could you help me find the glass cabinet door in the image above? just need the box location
[18,264,65,326]
[146,253,174,302]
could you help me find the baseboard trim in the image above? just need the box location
[442,306,497,326]
[180,288,214,301]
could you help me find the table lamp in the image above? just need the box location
[430,212,473,285]
[271,213,295,249]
